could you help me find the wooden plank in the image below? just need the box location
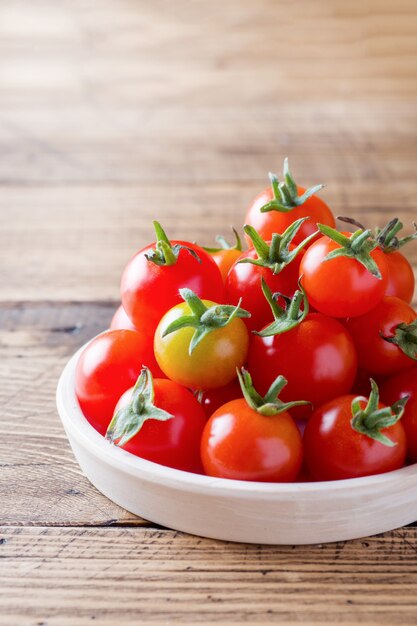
[0,526,417,625]
[1,182,417,302]
[0,102,416,183]
[0,0,416,114]
[0,302,145,527]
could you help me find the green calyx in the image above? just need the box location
[260,157,324,214]
[254,278,309,337]
[382,319,417,361]
[318,223,382,279]
[351,379,409,447]
[241,218,318,275]
[162,288,250,354]
[338,216,417,254]
[106,368,174,447]
[376,218,417,253]
[145,221,201,267]
[203,228,243,253]
[237,367,310,416]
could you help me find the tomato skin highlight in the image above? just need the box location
[75,329,163,435]
[110,305,137,331]
[201,399,303,482]
[154,300,249,390]
[345,296,417,377]
[199,379,243,419]
[381,366,417,462]
[248,313,357,417]
[300,233,389,318]
[121,241,225,332]
[304,395,406,481]
[384,250,415,303]
[115,379,206,474]
[245,186,335,247]
[225,246,303,332]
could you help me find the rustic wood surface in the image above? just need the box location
[1,1,417,624]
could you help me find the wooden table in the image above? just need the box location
[1,1,417,624]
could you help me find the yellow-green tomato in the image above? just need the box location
[154,300,249,390]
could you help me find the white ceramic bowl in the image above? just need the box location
[57,342,417,545]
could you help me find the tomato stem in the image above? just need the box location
[241,218,317,275]
[381,319,417,360]
[350,379,409,447]
[237,367,310,416]
[203,228,243,253]
[318,223,382,279]
[338,216,417,254]
[145,221,202,267]
[376,218,417,252]
[254,278,309,336]
[106,368,174,446]
[260,158,324,214]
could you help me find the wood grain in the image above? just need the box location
[0,526,417,626]
[1,0,417,623]
[0,302,144,527]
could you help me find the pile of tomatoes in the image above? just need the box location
[75,159,417,483]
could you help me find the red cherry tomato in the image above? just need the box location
[201,399,303,482]
[381,366,417,462]
[384,250,415,303]
[225,245,304,332]
[198,379,242,419]
[345,296,417,377]
[121,224,224,332]
[114,379,206,474]
[245,187,334,247]
[248,313,357,417]
[110,305,137,331]
[75,329,163,435]
[300,232,389,318]
[304,394,406,480]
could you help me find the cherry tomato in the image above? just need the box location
[384,250,415,303]
[249,312,357,417]
[200,370,304,482]
[121,222,224,332]
[346,296,417,377]
[154,292,249,390]
[304,389,407,481]
[110,305,137,331]
[381,366,417,462]
[75,329,163,435]
[245,160,334,247]
[300,230,389,318]
[111,376,206,474]
[198,379,242,419]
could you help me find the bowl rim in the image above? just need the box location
[57,338,417,498]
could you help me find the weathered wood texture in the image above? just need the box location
[1,0,417,624]
[0,526,417,626]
